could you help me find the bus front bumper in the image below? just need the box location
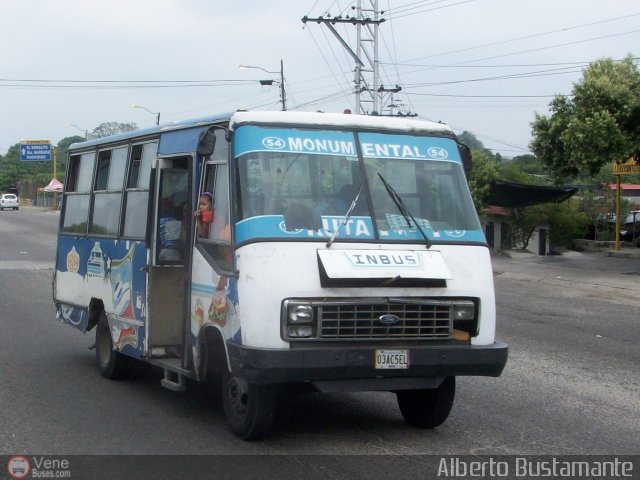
[227,341,508,392]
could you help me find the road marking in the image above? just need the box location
[0,261,52,270]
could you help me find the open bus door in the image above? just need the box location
[147,157,191,366]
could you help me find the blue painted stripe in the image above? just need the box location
[192,283,215,295]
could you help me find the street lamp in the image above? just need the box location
[239,59,286,110]
[67,123,88,140]
[131,103,160,125]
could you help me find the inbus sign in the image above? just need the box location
[20,140,52,161]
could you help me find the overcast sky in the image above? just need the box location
[1,0,638,158]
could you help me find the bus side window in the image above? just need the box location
[62,152,95,234]
[156,167,188,265]
[123,142,157,238]
[197,162,232,273]
[90,147,127,236]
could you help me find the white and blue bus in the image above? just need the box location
[53,111,507,439]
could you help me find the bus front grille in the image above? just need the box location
[317,301,453,339]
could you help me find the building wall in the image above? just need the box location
[482,214,550,255]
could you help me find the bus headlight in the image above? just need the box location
[289,304,314,323]
[287,325,313,338]
[452,300,478,337]
[453,301,475,321]
[282,301,316,339]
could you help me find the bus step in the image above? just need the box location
[161,369,186,392]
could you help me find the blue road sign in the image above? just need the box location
[20,141,52,161]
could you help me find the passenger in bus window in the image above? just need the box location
[195,192,213,237]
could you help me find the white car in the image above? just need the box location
[0,193,19,210]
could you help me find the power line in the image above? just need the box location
[410,92,566,98]
[304,27,354,108]
[417,114,532,152]
[392,0,480,19]
[0,78,258,89]
[404,65,585,88]
[400,12,640,64]
[451,28,640,66]
[0,78,255,84]
[384,60,596,68]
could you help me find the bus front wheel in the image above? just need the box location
[221,369,277,440]
[95,314,129,379]
[396,376,455,428]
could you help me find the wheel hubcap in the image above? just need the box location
[228,377,249,416]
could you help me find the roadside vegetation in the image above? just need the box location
[467,54,640,249]
[1,55,638,247]
[0,122,137,196]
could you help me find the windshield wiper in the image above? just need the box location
[377,173,432,249]
[325,184,363,248]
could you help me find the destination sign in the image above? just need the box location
[20,140,52,162]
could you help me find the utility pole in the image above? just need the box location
[303,0,388,115]
[279,59,286,111]
[53,146,58,210]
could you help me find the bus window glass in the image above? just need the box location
[198,163,232,271]
[211,129,229,161]
[360,133,481,237]
[107,147,127,190]
[210,164,230,242]
[90,193,122,236]
[138,142,157,189]
[66,155,81,192]
[237,152,365,232]
[234,126,483,244]
[127,145,143,188]
[76,152,96,193]
[122,142,156,239]
[62,195,90,233]
[156,169,188,264]
[123,191,149,238]
[95,151,111,191]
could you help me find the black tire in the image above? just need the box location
[95,314,129,379]
[221,368,277,440]
[396,376,455,428]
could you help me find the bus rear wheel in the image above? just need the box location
[221,369,277,440]
[95,314,129,379]
[396,376,455,428]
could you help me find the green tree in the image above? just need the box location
[531,55,640,181]
[467,149,500,213]
[90,122,138,139]
[506,154,546,176]
[510,205,547,250]
[458,131,486,151]
[56,135,85,180]
[0,143,55,195]
[547,199,588,248]
[0,145,22,191]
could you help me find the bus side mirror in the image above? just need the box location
[458,143,473,172]
[197,128,218,156]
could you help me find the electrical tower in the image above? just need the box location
[303,0,410,116]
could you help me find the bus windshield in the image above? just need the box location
[235,125,483,245]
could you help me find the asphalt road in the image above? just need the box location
[0,207,638,475]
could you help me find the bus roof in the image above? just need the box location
[68,110,453,152]
[230,111,452,135]
[68,112,234,151]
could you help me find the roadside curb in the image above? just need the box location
[494,270,640,297]
[604,250,640,260]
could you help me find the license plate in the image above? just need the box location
[375,349,409,369]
